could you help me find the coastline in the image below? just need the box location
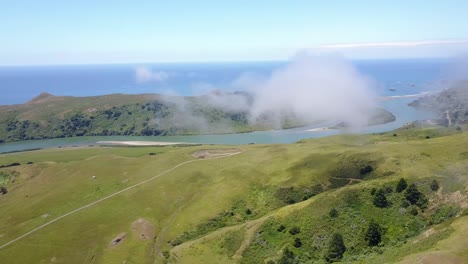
[96,141,190,146]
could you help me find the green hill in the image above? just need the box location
[0,125,466,263]
[0,92,395,143]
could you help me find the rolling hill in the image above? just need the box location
[0,125,466,263]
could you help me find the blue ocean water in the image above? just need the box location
[0,59,452,105]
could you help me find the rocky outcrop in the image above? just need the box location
[409,81,468,126]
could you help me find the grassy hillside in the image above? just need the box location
[0,126,466,263]
[0,92,395,143]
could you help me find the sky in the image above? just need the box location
[2,0,468,65]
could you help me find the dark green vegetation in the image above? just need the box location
[0,126,466,264]
[325,233,346,262]
[0,92,395,143]
[0,92,258,141]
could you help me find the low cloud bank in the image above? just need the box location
[157,53,379,132]
[246,53,376,128]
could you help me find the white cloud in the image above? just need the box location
[135,66,172,83]
[247,53,376,128]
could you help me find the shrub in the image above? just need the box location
[360,165,374,175]
[0,186,7,195]
[279,248,297,264]
[293,238,302,248]
[370,188,377,195]
[365,220,382,247]
[325,233,346,263]
[396,178,407,193]
[400,200,410,208]
[416,195,428,209]
[329,208,338,218]
[409,206,419,216]
[430,205,458,224]
[385,186,393,194]
[289,226,301,235]
[430,180,440,191]
[245,209,252,215]
[373,189,388,208]
[277,225,286,232]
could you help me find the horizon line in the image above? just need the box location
[0,56,455,67]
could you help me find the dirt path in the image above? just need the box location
[0,151,241,251]
[232,220,264,260]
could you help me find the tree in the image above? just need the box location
[430,179,440,191]
[373,188,388,208]
[396,178,407,193]
[0,186,7,195]
[405,183,422,205]
[365,220,382,246]
[325,233,346,263]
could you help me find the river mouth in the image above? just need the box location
[0,97,435,154]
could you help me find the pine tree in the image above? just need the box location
[325,233,346,263]
[405,183,421,205]
[373,188,388,208]
[396,178,407,193]
[365,220,382,246]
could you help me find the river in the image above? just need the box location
[0,97,435,153]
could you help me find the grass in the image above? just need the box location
[0,128,466,263]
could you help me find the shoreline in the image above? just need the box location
[305,127,331,132]
[96,141,191,146]
[377,92,433,101]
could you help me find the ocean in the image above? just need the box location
[0,58,453,105]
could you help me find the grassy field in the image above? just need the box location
[0,126,466,263]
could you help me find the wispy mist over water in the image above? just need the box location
[157,54,380,131]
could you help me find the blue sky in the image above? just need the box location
[2,1,468,65]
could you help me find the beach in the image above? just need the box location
[96,141,190,146]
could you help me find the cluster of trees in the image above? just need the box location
[5,120,41,140]
[275,185,323,205]
[372,178,437,210]
[2,98,258,142]
[276,218,381,263]
[274,179,440,263]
